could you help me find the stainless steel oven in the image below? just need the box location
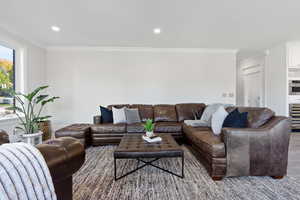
[289,80,300,95]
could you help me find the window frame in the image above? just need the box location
[12,49,15,109]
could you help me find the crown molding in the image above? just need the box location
[0,25,45,49]
[46,46,238,54]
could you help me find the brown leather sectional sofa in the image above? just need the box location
[91,104,202,145]
[0,130,85,200]
[91,103,290,180]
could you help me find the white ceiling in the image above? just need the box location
[1,0,300,50]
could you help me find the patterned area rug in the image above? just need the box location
[73,146,300,200]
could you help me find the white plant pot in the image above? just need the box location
[22,131,43,145]
[146,131,154,137]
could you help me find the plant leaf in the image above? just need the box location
[35,94,49,104]
[41,96,60,106]
[6,106,24,113]
[143,119,154,132]
[15,126,25,132]
[33,115,52,122]
[26,85,49,101]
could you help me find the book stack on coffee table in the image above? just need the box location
[142,134,162,143]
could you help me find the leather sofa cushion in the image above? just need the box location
[127,123,145,133]
[186,129,225,158]
[92,136,123,145]
[162,132,183,137]
[183,123,210,135]
[37,137,85,182]
[154,122,182,133]
[154,104,177,122]
[191,126,211,132]
[91,123,126,133]
[130,104,154,122]
[107,104,130,110]
[226,107,274,128]
[55,124,90,139]
[92,133,125,138]
[183,124,225,157]
[175,103,206,122]
[0,130,9,144]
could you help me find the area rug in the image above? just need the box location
[73,146,300,200]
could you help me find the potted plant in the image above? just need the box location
[7,86,59,145]
[143,119,154,137]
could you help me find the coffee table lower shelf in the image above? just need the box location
[114,156,184,181]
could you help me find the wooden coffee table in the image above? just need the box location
[114,133,184,180]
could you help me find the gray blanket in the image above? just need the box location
[0,143,57,200]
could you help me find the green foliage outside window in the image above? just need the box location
[0,59,13,90]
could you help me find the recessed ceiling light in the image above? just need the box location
[51,26,60,32]
[153,28,161,34]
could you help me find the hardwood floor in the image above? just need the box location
[288,133,300,177]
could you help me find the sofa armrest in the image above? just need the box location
[0,130,9,145]
[36,137,85,182]
[93,115,102,124]
[222,116,290,136]
[222,116,290,177]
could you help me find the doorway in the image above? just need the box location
[244,70,263,106]
[239,55,265,107]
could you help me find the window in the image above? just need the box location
[0,45,15,115]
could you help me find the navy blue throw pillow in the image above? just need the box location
[100,106,113,123]
[223,108,248,128]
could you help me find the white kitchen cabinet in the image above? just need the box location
[288,42,300,67]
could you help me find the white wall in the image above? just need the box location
[265,44,288,116]
[26,44,47,92]
[46,48,236,129]
[0,27,47,136]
